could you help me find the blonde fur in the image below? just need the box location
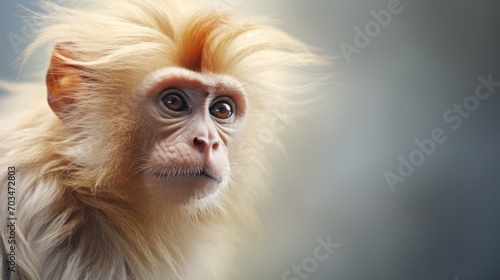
[0,0,325,279]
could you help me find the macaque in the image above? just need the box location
[0,0,324,279]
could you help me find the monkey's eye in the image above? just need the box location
[210,99,234,120]
[161,90,189,112]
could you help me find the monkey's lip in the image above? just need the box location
[153,169,222,184]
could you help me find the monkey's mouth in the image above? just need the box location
[153,169,222,184]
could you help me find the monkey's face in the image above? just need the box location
[133,67,247,204]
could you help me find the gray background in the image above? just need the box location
[1,1,500,279]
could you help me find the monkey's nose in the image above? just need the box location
[193,137,206,149]
[193,137,219,151]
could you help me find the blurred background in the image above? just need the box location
[1,0,500,279]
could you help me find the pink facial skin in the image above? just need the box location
[132,67,248,203]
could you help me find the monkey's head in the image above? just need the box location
[36,0,323,214]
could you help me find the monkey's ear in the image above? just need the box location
[46,43,84,119]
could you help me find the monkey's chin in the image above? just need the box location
[145,173,227,205]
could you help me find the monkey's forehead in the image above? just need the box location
[135,67,246,98]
